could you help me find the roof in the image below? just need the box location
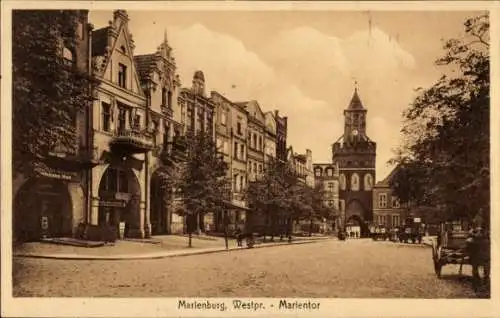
[92,27,110,57]
[348,88,364,110]
[134,54,156,80]
[375,164,401,187]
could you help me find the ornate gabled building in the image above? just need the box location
[263,111,277,163]
[133,30,186,235]
[332,87,376,236]
[313,163,340,231]
[179,71,215,138]
[236,100,266,182]
[274,110,288,164]
[89,10,155,238]
[286,147,314,187]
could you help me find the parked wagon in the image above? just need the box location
[431,221,490,290]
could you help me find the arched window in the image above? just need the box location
[339,173,346,190]
[351,173,360,191]
[62,46,74,66]
[364,173,373,191]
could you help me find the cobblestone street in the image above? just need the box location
[13,239,486,298]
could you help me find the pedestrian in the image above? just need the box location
[234,227,243,247]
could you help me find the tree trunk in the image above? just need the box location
[223,209,229,250]
[188,231,192,248]
[308,214,313,237]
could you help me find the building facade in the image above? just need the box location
[133,30,185,235]
[238,100,266,182]
[13,10,93,242]
[89,10,153,238]
[332,87,376,236]
[372,166,408,229]
[313,163,340,232]
[263,112,277,163]
[275,110,288,164]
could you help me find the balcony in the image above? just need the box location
[161,105,174,118]
[160,136,189,165]
[110,128,154,154]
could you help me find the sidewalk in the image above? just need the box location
[13,235,332,261]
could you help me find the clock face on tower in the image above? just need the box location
[352,129,359,136]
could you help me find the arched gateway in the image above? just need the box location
[97,165,141,238]
[345,199,370,237]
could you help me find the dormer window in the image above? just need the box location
[120,45,126,54]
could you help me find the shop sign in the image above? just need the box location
[35,165,79,181]
[99,200,126,208]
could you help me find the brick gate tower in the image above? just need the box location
[332,85,376,236]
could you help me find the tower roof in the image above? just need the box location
[348,87,364,110]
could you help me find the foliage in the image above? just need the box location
[176,132,229,232]
[13,10,92,176]
[390,13,489,226]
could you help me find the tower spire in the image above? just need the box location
[163,28,168,44]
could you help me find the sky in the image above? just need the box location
[89,9,483,181]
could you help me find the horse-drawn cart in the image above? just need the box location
[431,221,490,289]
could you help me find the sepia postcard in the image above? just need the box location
[1,1,499,317]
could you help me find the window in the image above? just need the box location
[339,174,346,190]
[237,122,242,135]
[167,91,173,108]
[223,141,229,154]
[379,193,387,208]
[221,112,227,125]
[259,164,263,174]
[315,169,321,177]
[254,162,257,174]
[328,201,334,207]
[133,114,141,129]
[102,102,111,132]
[118,63,127,88]
[233,142,238,159]
[328,182,334,192]
[163,125,170,148]
[240,144,245,160]
[253,133,257,149]
[216,138,222,151]
[233,174,238,192]
[118,108,126,132]
[327,168,333,176]
[392,196,401,208]
[62,46,73,66]
[364,173,373,191]
[248,161,252,173]
[259,136,263,150]
[240,175,245,191]
[162,88,167,106]
[351,173,360,191]
[392,215,400,228]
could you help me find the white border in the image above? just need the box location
[2,1,499,317]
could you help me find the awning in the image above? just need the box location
[219,199,252,211]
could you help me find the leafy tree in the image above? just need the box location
[245,158,298,240]
[390,14,489,227]
[176,132,228,247]
[13,10,92,176]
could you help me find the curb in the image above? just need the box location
[14,238,332,261]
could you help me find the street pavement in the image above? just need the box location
[13,238,487,298]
